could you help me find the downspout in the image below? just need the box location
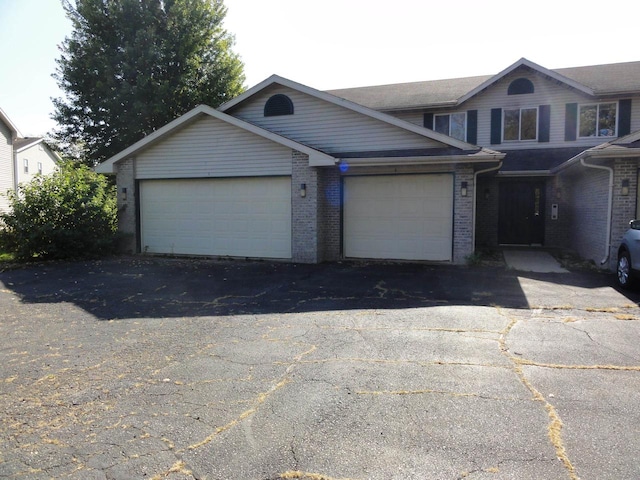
[472,161,503,251]
[580,157,613,265]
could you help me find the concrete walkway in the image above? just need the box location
[503,249,570,273]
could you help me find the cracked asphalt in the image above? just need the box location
[1,256,640,480]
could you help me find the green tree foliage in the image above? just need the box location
[52,0,245,164]
[0,164,118,260]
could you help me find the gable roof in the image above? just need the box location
[0,107,22,139]
[218,74,483,152]
[327,58,640,112]
[14,137,63,162]
[95,105,337,174]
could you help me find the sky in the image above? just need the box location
[1,0,638,137]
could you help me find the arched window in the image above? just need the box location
[508,78,534,95]
[264,94,294,116]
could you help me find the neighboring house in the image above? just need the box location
[0,108,21,214]
[14,137,59,185]
[0,108,60,215]
[96,58,640,270]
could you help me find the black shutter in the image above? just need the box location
[466,110,478,144]
[538,105,550,142]
[423,113,434,129]
[490,108,502,144]
[618,99,632,137]
[565,103,577,141]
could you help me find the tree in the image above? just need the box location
[0,164,118,260]
[52,0,245,165]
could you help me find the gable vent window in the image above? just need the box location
[508,78,534,95]
[264,94,294,117]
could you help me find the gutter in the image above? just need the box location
[580,157,614,266]
[472,161,503,251]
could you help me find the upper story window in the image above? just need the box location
[264,94,294,117]
[37,162,43,174]
[504,107,538,141]
[434,112,466,141]
[23,159,29,173]
[579,102,617,137]
[508,78,534,95]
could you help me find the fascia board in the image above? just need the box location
[0,107,22,138]
[340,152,504,167]
[220,74,479,152]
[96,104,336,174]
[15,138,44,153]
[457,58,595,105]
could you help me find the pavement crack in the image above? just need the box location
[496,307,579,480]
[177,344,317,454]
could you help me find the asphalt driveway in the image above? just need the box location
[1,257,640,480]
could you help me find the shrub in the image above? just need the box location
[0,164,117,261]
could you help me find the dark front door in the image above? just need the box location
[498,181,545,245]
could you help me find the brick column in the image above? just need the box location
[609,158,639,269]
[291,150,319,263]
[453,164,474,263]
[115,158,137,254]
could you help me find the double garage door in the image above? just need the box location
[140,177,291,259]
[139,174,453,262]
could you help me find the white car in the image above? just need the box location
[617,220,640,288]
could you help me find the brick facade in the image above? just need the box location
[558,158,638,270]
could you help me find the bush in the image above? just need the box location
[0,164,117,261]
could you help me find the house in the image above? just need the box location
[96,58,640,270]
[0,107,60,214]
[14,137,59,185]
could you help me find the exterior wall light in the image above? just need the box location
[622,179,630,196]
[300,183,307,198]
[121,187,127,201]
[461,181,468,197]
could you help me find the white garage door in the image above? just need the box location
[140,177,291,258]
[344,174,453,261]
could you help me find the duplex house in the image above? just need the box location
[96,58,640,270]
[0,107,60,214]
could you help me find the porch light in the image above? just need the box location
[622,179,630,196]
[461,181,468,197]
[300,183,307,198]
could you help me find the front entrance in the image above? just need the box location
[498,180,545,245]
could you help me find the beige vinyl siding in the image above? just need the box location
[135,116,292,179]
[0,122,14,214]
[391,70,640,149]
[229,85,444,154]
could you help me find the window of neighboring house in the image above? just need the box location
[24,159,28,174]
[579,102,617,137]
[434,112,466,141]
[37,162,43,174]
[503,107,538,141]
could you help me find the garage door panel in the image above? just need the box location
[140,177,291,258]
[344,174,453,261]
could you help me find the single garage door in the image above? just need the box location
[344,174,453,261]
[140,177,291,258]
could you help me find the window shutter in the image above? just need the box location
[618,99,632,137]
[423,113,434,129]
[466,110,478,144]
[565,103,577,141]
[538,105,550,142]
[490,108,502,144]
